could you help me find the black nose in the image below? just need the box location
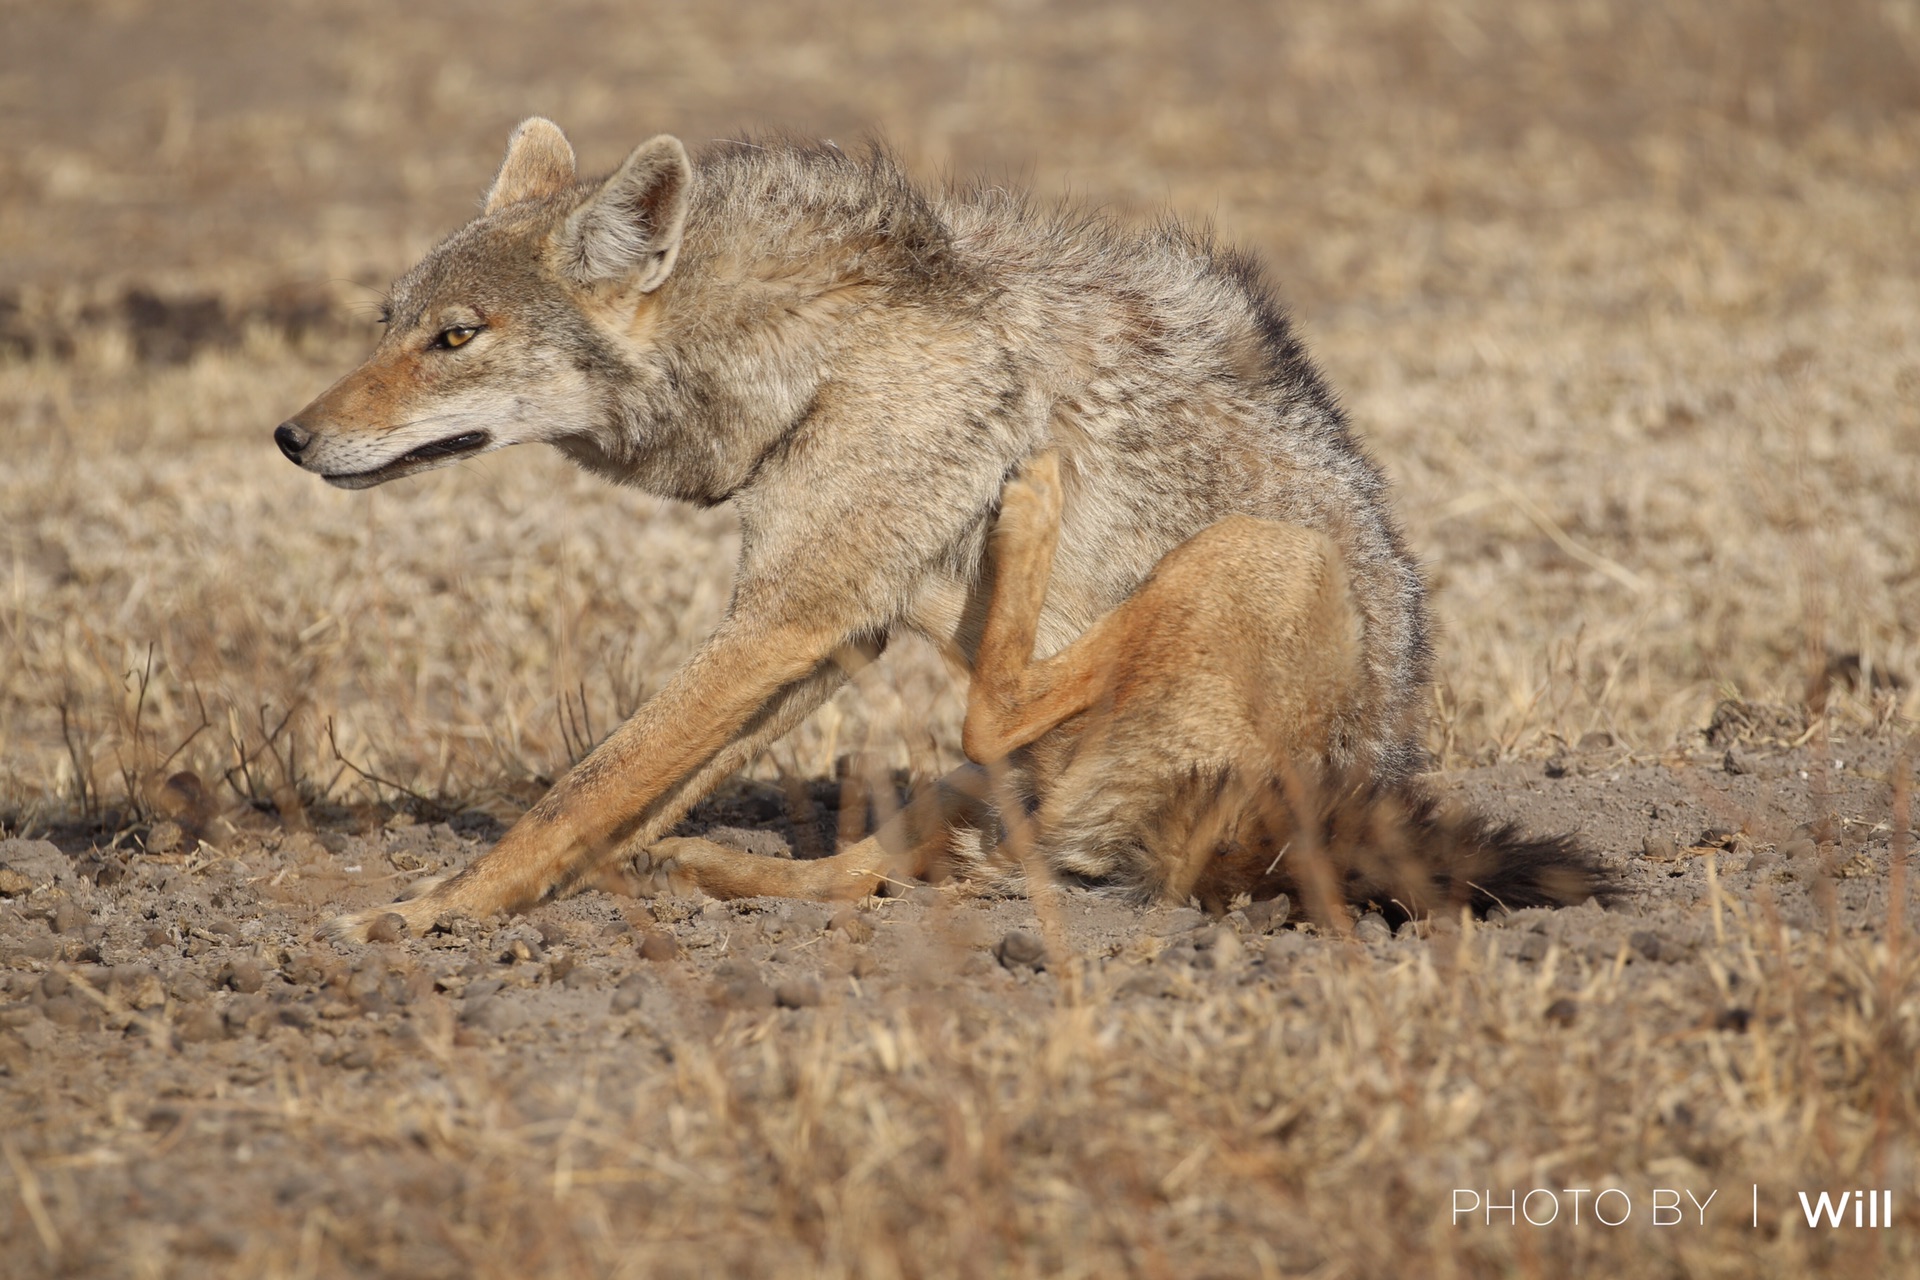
[275,421,312,462]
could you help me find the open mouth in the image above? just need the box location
[323,431,492,488]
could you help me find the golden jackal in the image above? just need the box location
[277,118,1582,937]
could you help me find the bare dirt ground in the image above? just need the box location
[2,1,1918,1276]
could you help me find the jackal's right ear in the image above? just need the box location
[555,135,692,293]
[484,118,578,214]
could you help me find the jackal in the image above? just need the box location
[279,118,1443,938]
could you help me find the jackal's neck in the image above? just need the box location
[566,144,976,507]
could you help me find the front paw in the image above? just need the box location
[320,879,449,942]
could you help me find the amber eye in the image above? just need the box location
[436,325,480,349]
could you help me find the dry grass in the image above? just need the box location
[2,0,1919,1275]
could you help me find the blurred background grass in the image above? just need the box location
[2,0,1916,823]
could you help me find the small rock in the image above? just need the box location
[1630,931,1682,964]
[225,995,269,1034]
[459,996,522,1035]
[711,977,776,1011]
[1577,731,1615,751]
[50,901,88,935]
[1191,927,1244,968]
[0,1031,28,1074]
[1515,934,1549,963]
[546,952,575,982]
[1353,913,1392,944]
[1244,896,1291,933]
[336,1046,375,1070]
[637,932,679,962]
[364,913,407,944]
[535,921,569,947]
[0,839,72,889]
[145,821,186,854]
[1543,998,1579,1027]
[1642,835,1677,862]
[1543,754,1569,779]
[1722,747,1751,776]
[996,930,1047,970]
[1779,836,1818,862]
[0,868,32,897]
[142,928,172,950]
[828,908,875,944]
[774,977,823,1009]
[40,995,92,1029]
[40,971,69,999]
[221,959,265,994]
[175,1007,226,1044]
[168,973,209,1003]
[610,974,652,1014]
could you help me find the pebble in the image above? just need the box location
[535,921,569,947]
[1515,934,1550,963]
[168,973,209,1003]
[221,959,265,994]
[711,976,776,1011]
[459,996,523,1035]
[41,995,92,1029]
[1353,913,1393,944]
[1244,896,1291,933]
[145,821,186,854]
[1544,998,1579,1027]
[1630,930,1683,964]
[610,974,652,1015]
[50,901,88,935]
[774,977,823,1009]
[364,914,408,944]
[1723,746,1751,776]
[828,908,875,944]
[1191,927,1243,968]
[175,1007,226,1044]
[995,930,1047,970]
[0,839,71,889]
[0,867,31,898]
[1642,835,1677,862]
[637,932,679,962]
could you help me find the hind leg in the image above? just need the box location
[593,763,996,901]
[968,454,1372,904]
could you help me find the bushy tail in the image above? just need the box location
[1194,773,1615,925]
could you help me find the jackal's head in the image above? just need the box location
[275,118,690,488]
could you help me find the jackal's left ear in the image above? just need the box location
[485,117,578,214]
[556,135,692,293]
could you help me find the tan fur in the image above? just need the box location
[277,120,1439,939]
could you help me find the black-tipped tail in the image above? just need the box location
[1198,776,1616,925]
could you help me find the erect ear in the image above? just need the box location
[483,117,578,214]
[555,135,692,292]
